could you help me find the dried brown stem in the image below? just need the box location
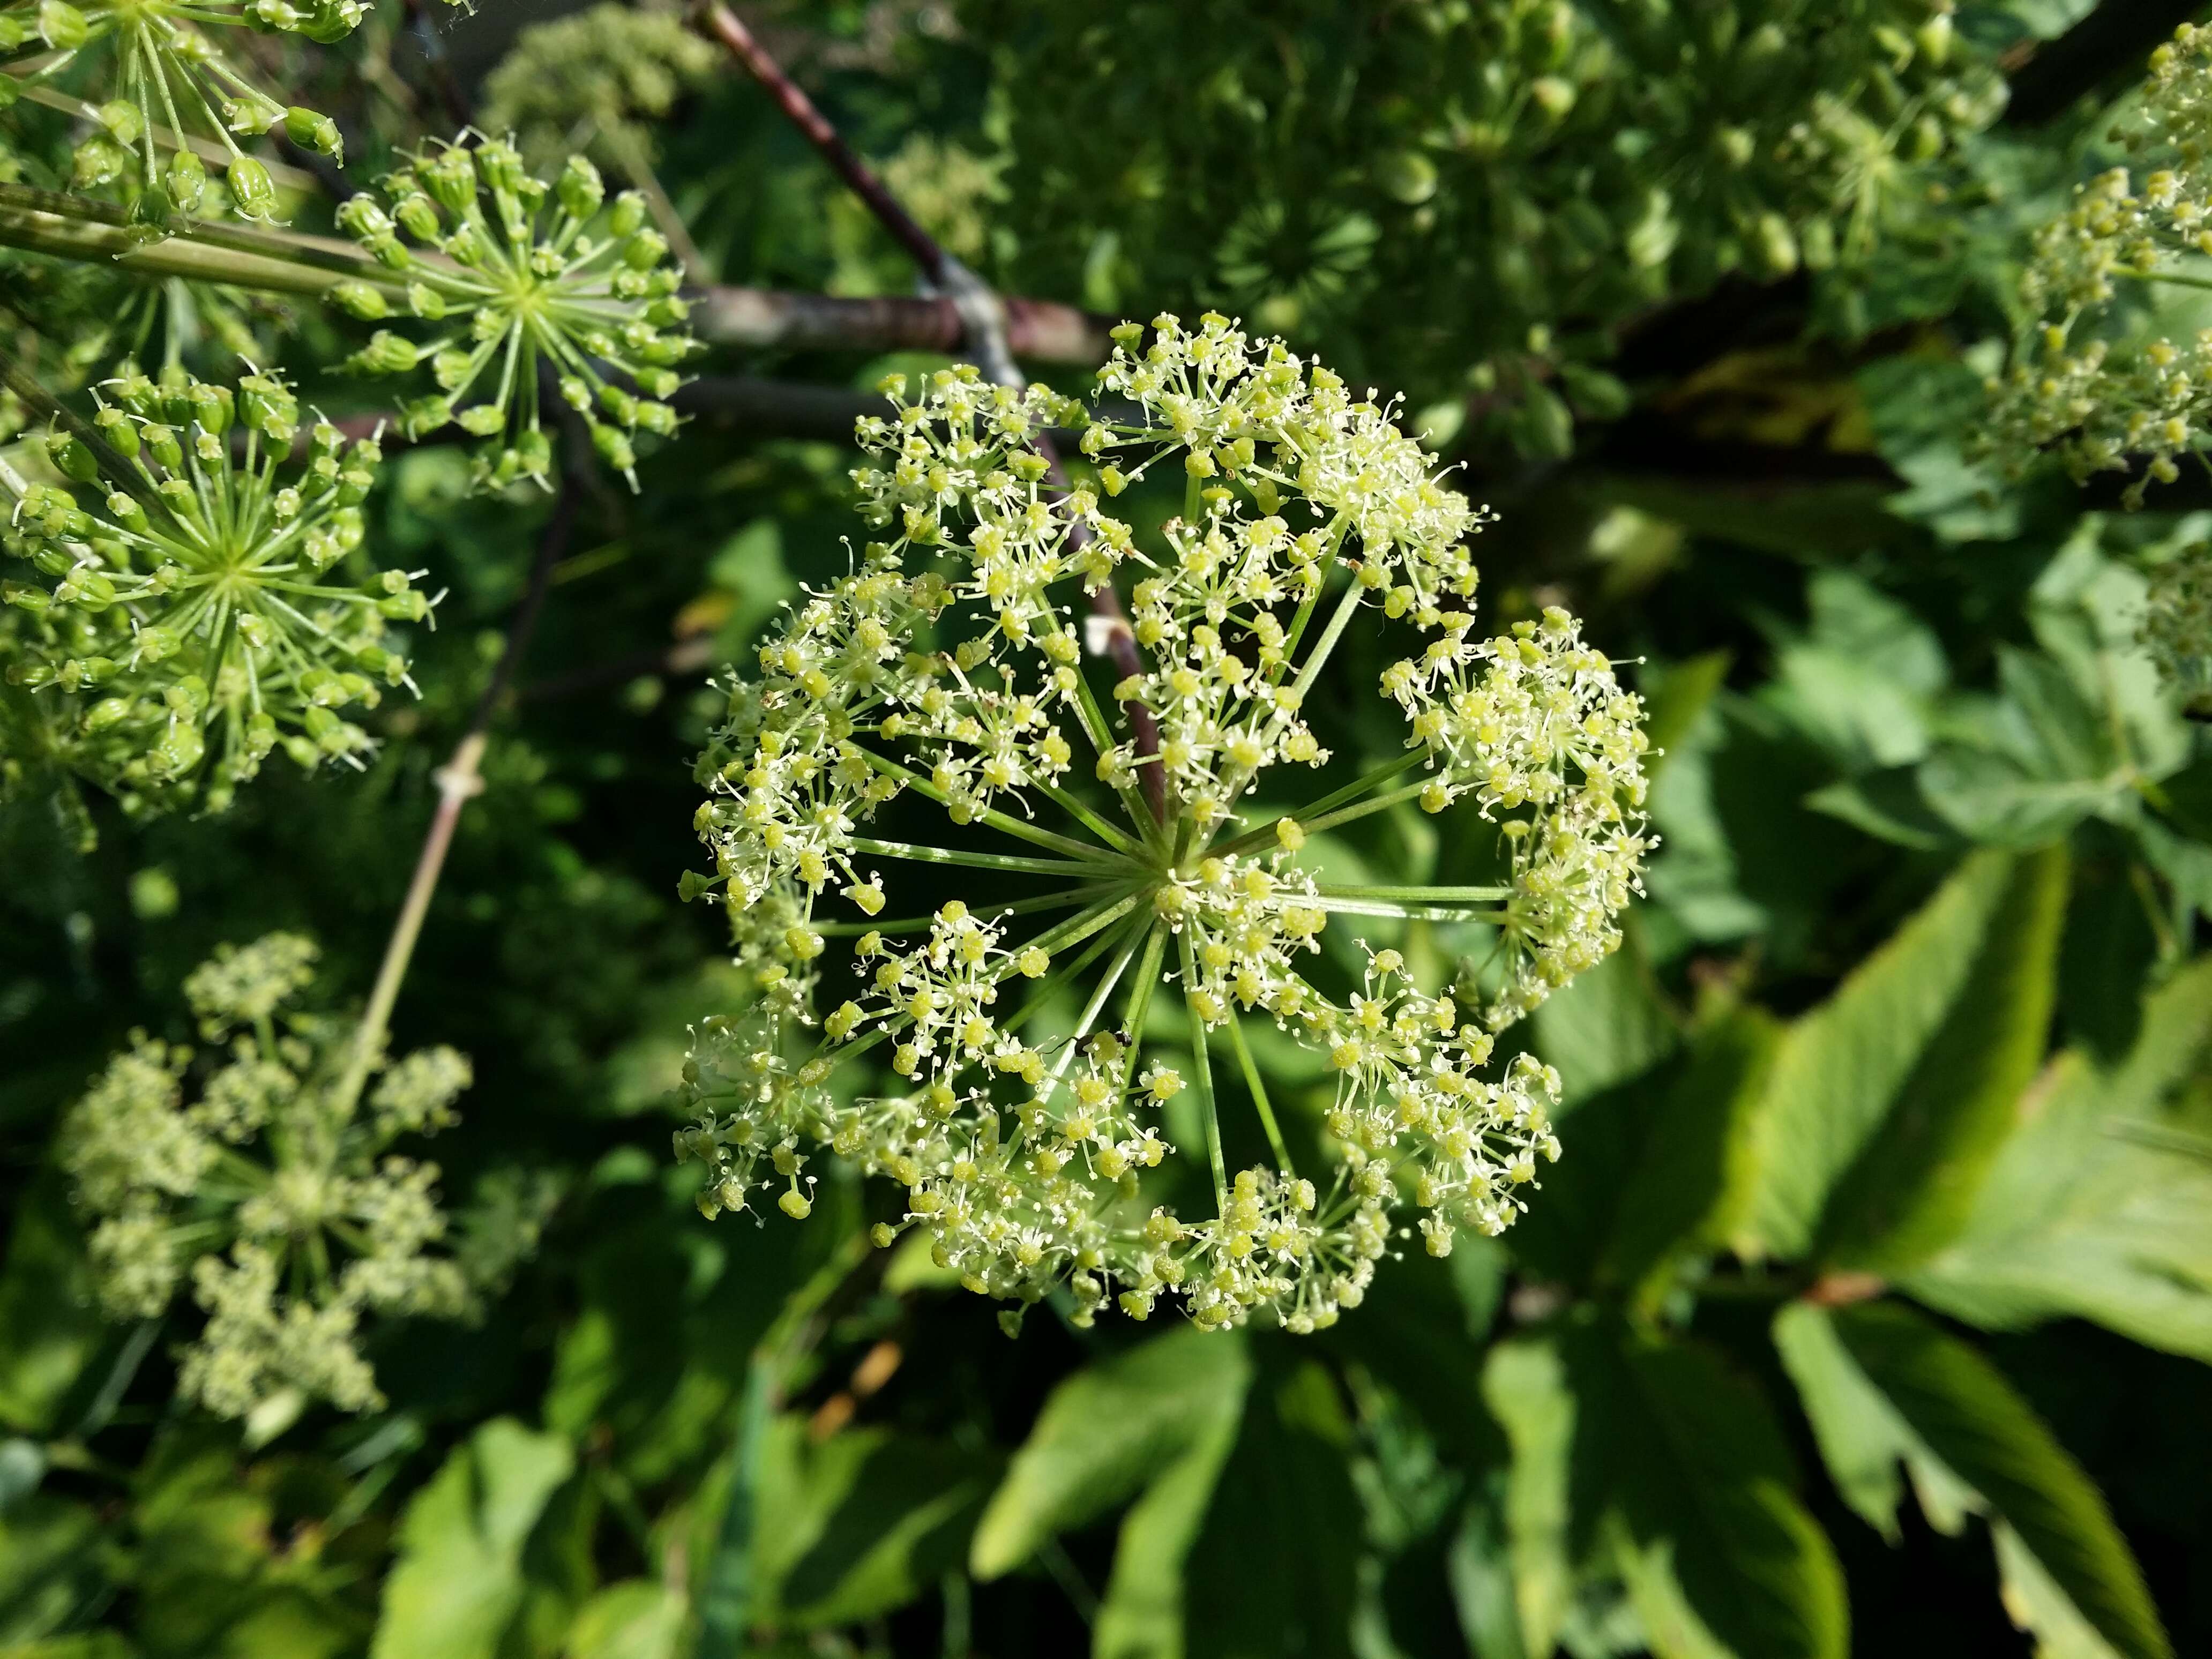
[696,1,947,281]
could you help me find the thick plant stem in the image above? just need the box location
[694,1,947,281]
[0,184,1110,363]
[330,731,485,1118]
[330,469,581,1116]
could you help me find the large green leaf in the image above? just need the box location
[1530,933,1681,1105]
[1178,1359,1361,1659]
[0,1178,106,1437]
[370,1418,574,1659]
[970,1327,1249,1580]
[1598,1007,1780,1314]
[1903,956,2212,1361]
[1737,847,2065,1267]
[1092,1402,1243,1659]
[1774,1301,2170,1659]
[750,1416,995,1630]
[562,1581,685,1659]
[1484,1318,1846,1659]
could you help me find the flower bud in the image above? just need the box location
[226,156,277,219]
[165,147,209,214]
[38,0,86,49]
[330,280,390,320]
[557,155,606,221]
[284,106,342,162]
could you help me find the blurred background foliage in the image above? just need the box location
[5,2,2212,1657]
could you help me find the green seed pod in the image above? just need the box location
[71,136,128,190]
[98,99,144,144]
[188,381,234,438]
[394,195,440,243]
[93,405,139,461]
[557,154,606,221]
[330,280,391,320]
[609,190,647,237]
[166,148,210,214]
[353,330,421,376]
[1374,150,1438,206]
[222,94,283,136]
[38,0,87,50]
[283,106,342,162]
[46,428,102,484]
[592,423,637,475]
[227,156,278,220]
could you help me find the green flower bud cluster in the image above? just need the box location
[1978,26,2212,509]
[59,934,479,1421]
[675,315,1648,1335]
[960,0,2001,439]
[480,3,720,169]
[331,137,698,492]
[0,0,357,230]
[0,367,423,812]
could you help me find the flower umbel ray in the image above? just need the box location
[677,313,1652,1335]
[1,364,422,810]
[332,134,697,493]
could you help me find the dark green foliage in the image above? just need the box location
[5,2,2212,1657]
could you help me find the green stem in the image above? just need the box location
[0,181,400,298]
[1208,752,1429,859]
[1178,928,1229,1214]
[849,746,1133,864]
[1116,921,1170,1099]
[1030,774,1149,860]
[1223,1007,1294,1177]
[1299,780,1431,839]
[846,834,1117,879]
[812,879,1137,937]
[1316,883,1509,903]
[2125,268,2212,294]
[331,733,485,1118]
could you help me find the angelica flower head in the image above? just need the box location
[1,365,423,811]
[59,935,485,1421]
[332,136,697,492]
[1978,26,2212,506]
[679,314,1649,1335]
[0,0,355,229]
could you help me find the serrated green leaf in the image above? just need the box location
[1178,1360,1360,1659]
[1814,845,2066,1271]
[1737,848,2064,1266]
[1601,1007,1780,1313]
[1531,937,1680,1104]
[1773,1301,2169,1659]
[1904,956,2212,1360]
[1092,1405,1242,1659]
[1486,1320,1847,1659]
[970,1327,1249,1580]
[370,1418,574,1659]
[749,1416,990,1630]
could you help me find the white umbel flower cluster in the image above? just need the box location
[59,934,478,1419]
[678,315,1649,1334]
